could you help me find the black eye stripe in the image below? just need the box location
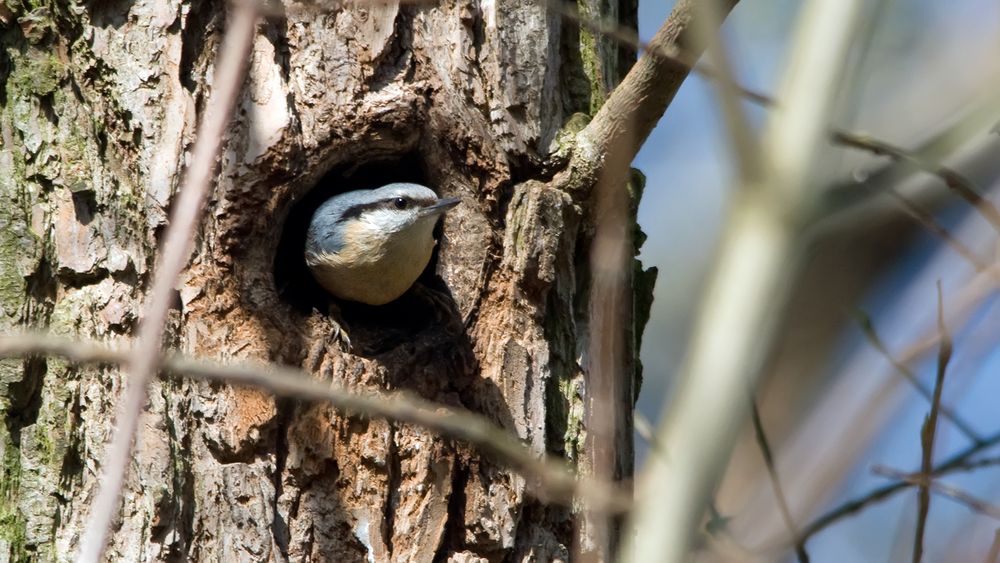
[337,196,439,223]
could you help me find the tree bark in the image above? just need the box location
[0,0,650,560]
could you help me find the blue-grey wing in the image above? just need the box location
[306,194,358,257]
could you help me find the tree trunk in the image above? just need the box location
[0,0,650,560]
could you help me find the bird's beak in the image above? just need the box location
[419,197,461,217]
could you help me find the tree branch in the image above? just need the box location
[873,465,1000,521]
[0,333,631,515]
[751,398,809,563]
[549,0,771,107]
[575,0,740,175]
[832,130,1000,235]
[800,427,1000,543]
[78,4,260,561]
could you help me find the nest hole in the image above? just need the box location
[273,154,456,352]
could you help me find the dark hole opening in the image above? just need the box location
[273,153,456,352]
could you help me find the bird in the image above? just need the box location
[304,182,460,307]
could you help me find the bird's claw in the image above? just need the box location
[331,318,352,351]
[324,301,352,351]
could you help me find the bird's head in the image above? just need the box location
[337,183,460,234]
[306,183,460,259]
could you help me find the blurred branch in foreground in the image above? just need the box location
[0,333,630,514]
[624,1,869,561]
[78,3,261,562]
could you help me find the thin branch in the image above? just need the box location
[912,283,953,563]
[750,398,809,563]
[582,14,646,548]
[0,333,631,515]
[958,455,1000,472]
[78,4,260,562]
[852,309,982,443]
[575,0,742,178]
[885,188,992,273]
[548,0,773,107]
[873,465,1000,521]
[832,129,1000,235]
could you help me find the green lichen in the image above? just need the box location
[48,290,89,335]
[548,112,592,165]
[559,375,585,459]
[0,424,27,561]
[0,132,40,321]
[575,1,613,115]
[9,51,64,97]
[0,198,32,320]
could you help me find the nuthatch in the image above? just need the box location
[305,183,460,306]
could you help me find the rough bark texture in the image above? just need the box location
[0,0,650,561]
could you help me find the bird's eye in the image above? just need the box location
[393,197,408,209]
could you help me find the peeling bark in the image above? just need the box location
[0,0,652,560]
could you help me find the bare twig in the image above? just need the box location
[852,309,981,442]
[912,283,953,563]
[0,333,631,516]
[78,4,260,562]
[894,261,1000,368]
[873,465,1000,521]
[553,0,1000,237]
[750,398,809,563]
[884,188,992,274]
[555,0,1000,244]
[833,129,1000,234]
[800,426,1000,543]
